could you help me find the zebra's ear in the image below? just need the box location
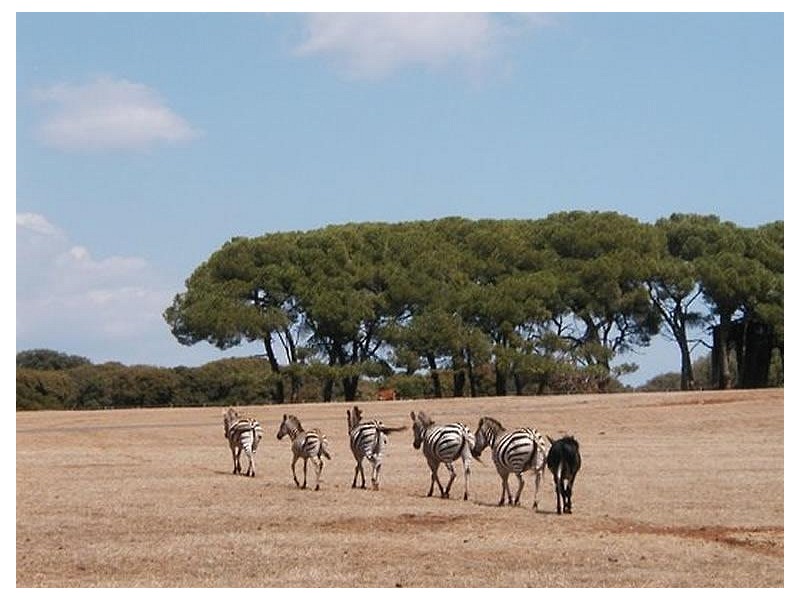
[283,414,287,421]
[410,411,415,420]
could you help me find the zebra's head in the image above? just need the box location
[223,407,240,438]
[347,405,364,431]
[410,411,432,450]
[472,416,504,458]
[277,414,301,440]
[472,417,489,457]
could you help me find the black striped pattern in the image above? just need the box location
[347,405,406,491]
[473,416,550,509]
[223,407,264,477]
[276,414,331,491]
[410,411,475,500]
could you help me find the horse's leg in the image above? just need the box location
[552,473,561,514]
[462,456,471,501]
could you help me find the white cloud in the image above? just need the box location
[295,13,521,79]
[16,212,173,353]
[32,77,202,151]
[16,212,61,236]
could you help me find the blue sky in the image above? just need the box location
[15,10,785,386]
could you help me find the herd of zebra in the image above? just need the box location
[222,405,582,514]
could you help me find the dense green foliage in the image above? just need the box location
[17,349,92,370]
[165,212,782,402]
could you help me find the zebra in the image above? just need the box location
[409,410,476,501]
[222,407,264,477]
[276,414,332,491]
[472,416,551,510]
[347,405,406,491]
[546,435,582,514]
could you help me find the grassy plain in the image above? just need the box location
[16,389,783,587]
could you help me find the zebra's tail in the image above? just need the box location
[464,428,482,464]
[377,425,407,435]
[320,435,332,460]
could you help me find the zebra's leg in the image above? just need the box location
[427,467,436,497]
[230,446,238,474]
[443,462,457,499]
[291,455,301,487]
[498,472,510,506]
[426,458,442,497]
[245,450,254,477]
[313,456,323,491]
[352,458,362,488]
[532,468,542,511]
[372,458,381,491]
[359,459,367,489]
[302,457,309,489]
[513,472,525,506]
[234,446,242,475]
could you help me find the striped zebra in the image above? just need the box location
[347,405,406,490]
[276,414,331,491]
[473,416,551,510]
[409,410,476,501]
[222,407,264,477]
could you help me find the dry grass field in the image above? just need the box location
[17,388,783,588]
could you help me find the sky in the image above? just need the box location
[14,7,787,387]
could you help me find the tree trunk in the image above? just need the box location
[453,370,466,397]
[712,312,733,390]
[737,320,775,388]
[322,377,334,403]
[678,337,695,391]
[494,364,507,396]
[464,348,479,398]
[342,375,359,402]
[426,353,443,398]
[513,372,525,395]
[263,338,285,403]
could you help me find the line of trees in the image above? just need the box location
[163,212,783,403]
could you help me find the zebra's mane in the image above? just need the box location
[413,411,434,427]
[223,407,241,436]
[479,416,505,434]
[283,414,304,432]
[348,405,365,430]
